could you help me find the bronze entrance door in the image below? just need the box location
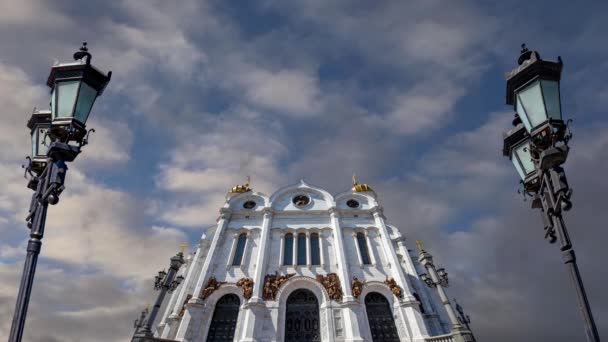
[365,292,400,342]
[206,294,240,342]
[284,289,321,342]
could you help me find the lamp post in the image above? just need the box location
[416,241,474,342]
[133,251,185,340]
[502,44,600,342]
[9,42,111,342]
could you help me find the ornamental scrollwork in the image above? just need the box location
[316,273,343,301]
[200,277,226,300]
[236,277,254,300]
[263,272,295,300]
[351,277,364,299]
[384,277,402,298]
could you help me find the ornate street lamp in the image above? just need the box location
[134,251,185,340]
[502,44,600,342]
[416,241,474,342]
[9,43,111,342]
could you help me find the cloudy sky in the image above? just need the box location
[0,0,607,341]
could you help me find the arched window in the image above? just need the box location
[284,233,294,265]
[413,292,425,314]
[285,289,320,341]
[297,233,307,265]
[365,292,400,342]
[310,233,320,265]
[232,233,247,266]
[356,232,371,265]
[206,294,240,342]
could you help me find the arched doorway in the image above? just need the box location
[285,289,320,342]
[365,292,400,342]
[206,294,240,342]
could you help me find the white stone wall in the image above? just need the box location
[158,180,453,342]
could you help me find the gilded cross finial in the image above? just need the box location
[352,173,357,185]
[246,175,250,187]
[416,240,424,252]
[179,243,188,254]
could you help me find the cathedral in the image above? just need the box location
[150,178,475,342]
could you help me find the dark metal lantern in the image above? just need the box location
[47,42,111,144]
[505,44,563,136]
[26,109,52,174]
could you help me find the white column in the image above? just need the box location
[329,207,364,342]
[306,232,311,267]
[351,232,363,266]
[240,232,251,270]
[364,230,376,266]
[278,232,285,267]
[240,208,274,341]
[372,207,429,339]
[175,210,231,340]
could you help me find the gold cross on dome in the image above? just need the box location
[415,240,424,252]
[179,243,189,254]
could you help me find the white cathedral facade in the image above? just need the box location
[152,179,475,342]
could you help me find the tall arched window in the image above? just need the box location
[283,233,294,265]
[206,294,240,342]
[365,292,400,341]
[356,232,371,265]
[310,233,320,265]
[232,233,247,266]
[297,233,307,265]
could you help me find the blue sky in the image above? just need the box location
[0,1,607,341]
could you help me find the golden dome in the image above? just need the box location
[230,176,251,193]
[352,174,373,192]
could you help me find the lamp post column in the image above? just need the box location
[417,245,473,342]
[137,252,185,338]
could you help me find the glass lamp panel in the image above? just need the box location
[518,81,547,131]
[55,80,80,118]
[31,132,37,156]
[74,82,98,124]
[516,99,533,132]
[513,142,535,179]
[540,80,562,120]
[37,127,51,156]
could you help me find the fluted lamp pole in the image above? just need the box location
[417,241,474,342]
[9,42,111,342]
[133,251,185,340]
[502,44,600,342]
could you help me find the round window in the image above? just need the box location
[292,194,311,207]
[243,200,256,209]
[346,199,360,208]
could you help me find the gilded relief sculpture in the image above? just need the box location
[316,273,343,301]
[384,277,403,298]
[236,277,254,300]
[351,277,364,299]
[200,277,226,300]
[263,272,295,300]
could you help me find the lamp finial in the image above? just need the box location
[416,240,424,252]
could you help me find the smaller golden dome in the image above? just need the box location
[230,176,251,193]
[352,174,373,192]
